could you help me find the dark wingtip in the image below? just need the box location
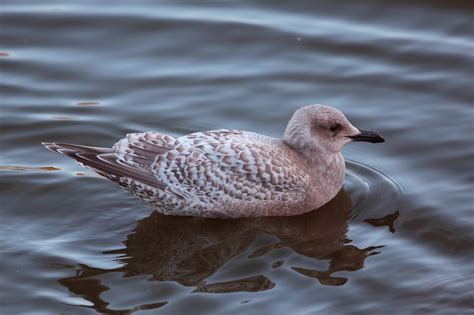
[41,142,52,148]
[42,142,74,154]
[42,142,60,153]
[42,142,114,157]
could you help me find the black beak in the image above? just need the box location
[349,129,385,143]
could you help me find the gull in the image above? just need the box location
[43,104,384,218]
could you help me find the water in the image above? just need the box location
[1,1,473,314]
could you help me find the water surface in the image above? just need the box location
[1,1,473,314]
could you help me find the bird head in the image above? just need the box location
[284,104,384,156]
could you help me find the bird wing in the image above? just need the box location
[113,132,177,170]
[45,130,308,209]
[43,132,178,189]
[151,129,308,204]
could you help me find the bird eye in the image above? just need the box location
[329,123,341,133]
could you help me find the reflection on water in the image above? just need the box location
[194,275,275,294]
[365,210,400,233]
[59,190,383,312]
[0,165,61,171]
[76,101,101,106]
[291,243,382,286]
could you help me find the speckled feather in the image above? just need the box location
[111,130,310,217]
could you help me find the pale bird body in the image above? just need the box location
[43,105,384,218]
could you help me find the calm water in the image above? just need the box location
[1,1,473,314]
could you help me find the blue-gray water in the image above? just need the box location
[1,1,473,314]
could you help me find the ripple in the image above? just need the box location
[52,115,77,121]
[345,159,405,223]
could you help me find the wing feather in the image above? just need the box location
[113,132,177,170]
[151,130,307,204]
[43,142,164,188]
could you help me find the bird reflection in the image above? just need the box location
[59,189,382,313]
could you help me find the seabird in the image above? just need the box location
[43,104,384,218]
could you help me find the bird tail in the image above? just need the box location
[42,142,113,157]
[42,142,164,189]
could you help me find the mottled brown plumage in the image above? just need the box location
[43,104,384,218]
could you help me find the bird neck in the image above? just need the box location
[307,149,343,169]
